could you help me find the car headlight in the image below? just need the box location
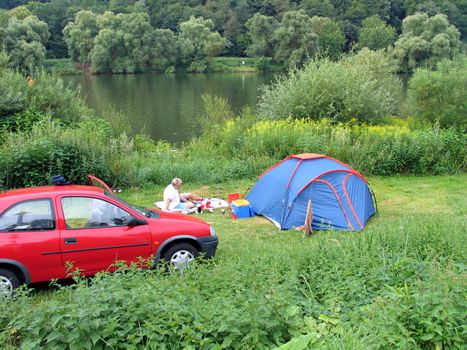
[210,226,216,237]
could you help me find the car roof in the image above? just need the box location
[0,185,104,200]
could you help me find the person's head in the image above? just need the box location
[171,178,182,190]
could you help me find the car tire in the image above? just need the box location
[0,268,21,298]
[163,243,199,270]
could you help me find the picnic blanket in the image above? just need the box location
[154,198,229,214]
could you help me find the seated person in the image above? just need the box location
[163,178,202,211]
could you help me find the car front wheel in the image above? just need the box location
[163,243,199,270]
[0,268,20,298]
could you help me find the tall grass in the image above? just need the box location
[1,115,465,190]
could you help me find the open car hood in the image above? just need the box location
[87,174,113,193]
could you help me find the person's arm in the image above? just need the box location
[164,197,172,211]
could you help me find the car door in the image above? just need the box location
[0,198,65,283]
[58,195,152,275]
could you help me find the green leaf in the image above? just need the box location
[273,333,316,350]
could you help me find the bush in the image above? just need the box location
[0,67,90,125]
[0,68,28,118]
[258,49,402,124]
[0,117,132,190]
[407,56,467,131]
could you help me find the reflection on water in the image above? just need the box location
[62,73,274,143]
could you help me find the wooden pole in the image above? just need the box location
[304,199,313,237]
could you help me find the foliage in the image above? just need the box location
[152,29,178,72]
[2,113,465,190]
[26,0,70,58]
[0,66,89,124]
[63,10,98,65]
[403,0,467,42]
[198,94,234,137]
[273,10,318,68]
[43,58,82,75]
[177,16,227,72]
[0,116,130,190]
[218,117,466,176]
[0,175,465,349]
[258,49,402,123]
[5,0,467,67]
[311,16,345,60]
[8,5,31,19]
[390,13,462,73]
[299,0,336,18]
[2,15,49,72]
[356,15,396,51]
[406,56,467,130]
[245,13,278,57]
[90,11,154,73]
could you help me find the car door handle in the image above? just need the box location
[64,238,77,244]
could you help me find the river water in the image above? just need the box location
[62,73,275,144]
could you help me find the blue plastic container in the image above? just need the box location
[232,200,255,219]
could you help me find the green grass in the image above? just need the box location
[42,57,284,74]
[1,175,465,349]
[43,58,82,75]
[210,57,283,72]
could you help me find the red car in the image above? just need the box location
[0,176,218,296]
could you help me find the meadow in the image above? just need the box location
[0,174,465,349]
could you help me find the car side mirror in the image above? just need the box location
[126,217,147,227]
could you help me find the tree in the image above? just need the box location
[177,16,226,72]
[339,19,359,51]
[311,16,345,59]
[245,13,278,57]
[143,0,201,32]
[152,29,178,72]
[357,15,396,51]
[389,13,461,73]
[63,10,98,64]
[0,1,31,10]
[90,11,154,73]
[3,15,49,72]
[300,0,336,18]
[407,56,466,130]
[8,5,32,19]
[26,0,70,58]
[273,10,318,67]
[0,11,9,48]
[404,0,467,42]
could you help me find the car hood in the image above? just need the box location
[152,209,209,225]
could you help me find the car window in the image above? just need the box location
[0,199,55,232]
[62,197,132,229]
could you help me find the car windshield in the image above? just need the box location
[105,193,160,219]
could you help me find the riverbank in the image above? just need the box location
[1,174,465,349]
[44,57,284,75]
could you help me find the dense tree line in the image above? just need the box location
[0,0,465,73]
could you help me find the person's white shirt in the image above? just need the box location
[163,184,180,210]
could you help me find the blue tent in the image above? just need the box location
[246,154,376,231]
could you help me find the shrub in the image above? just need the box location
[406,56,467,131]
[258,50,402,123]
[0,67,28,118]
[0,67,90,125]
[0,117,132,190]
